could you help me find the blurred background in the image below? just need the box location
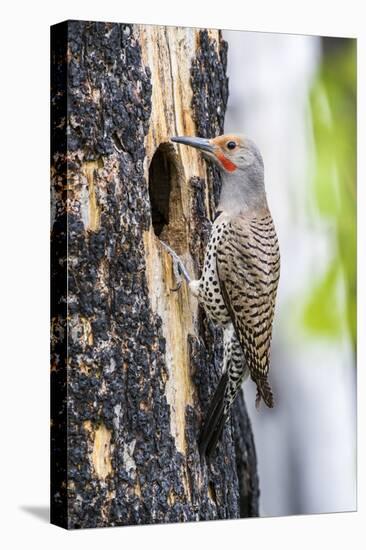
[223,30,356,516]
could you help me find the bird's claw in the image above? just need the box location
[171,283,182,292]
[171,256,183,291]
[160,241,191,292]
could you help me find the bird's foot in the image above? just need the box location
[160,241,192,291]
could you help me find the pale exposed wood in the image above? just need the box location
[140,26,223,453]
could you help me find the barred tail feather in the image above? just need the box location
[255,378,274,409]
[199,372,230,459]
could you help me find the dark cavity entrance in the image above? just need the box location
[149,144,173,237]
[148,143,187,254]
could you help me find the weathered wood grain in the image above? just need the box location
[51,19,259,529]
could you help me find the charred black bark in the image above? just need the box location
[50,21,68,528]
[51,20,259,530]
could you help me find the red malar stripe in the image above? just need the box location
[216,152,237,172]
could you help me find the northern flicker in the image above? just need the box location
[168,134,280,458]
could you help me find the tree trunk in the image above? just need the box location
[51,19,259,529]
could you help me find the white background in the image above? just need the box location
[0,0,364,548]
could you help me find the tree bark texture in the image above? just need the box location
[51,19,259,529]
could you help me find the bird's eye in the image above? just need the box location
[227,141,236,150]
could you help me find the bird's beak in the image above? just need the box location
[171,136,215,154]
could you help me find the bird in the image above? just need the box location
[169,134,280,459]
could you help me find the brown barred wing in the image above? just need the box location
[216,213,280,407]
